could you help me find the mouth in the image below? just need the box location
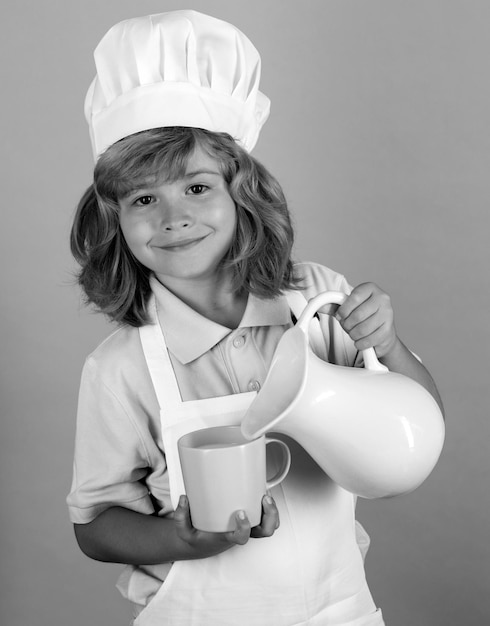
[154,235,208,251]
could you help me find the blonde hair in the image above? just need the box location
[71,127,300,326]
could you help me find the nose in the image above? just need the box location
[163,218,191,232]
[159,198,193,231]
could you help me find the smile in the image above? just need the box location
[155,235,208,251]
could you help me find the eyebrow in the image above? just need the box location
[183,169,222,178]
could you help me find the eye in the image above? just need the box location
[188,184,208,195]
[133,195,155,206]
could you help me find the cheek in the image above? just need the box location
[118,221,150,265]
[220,199,238,232]
[119,212,148,244]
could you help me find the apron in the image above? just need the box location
[134,293,384,626]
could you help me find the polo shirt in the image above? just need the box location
[67,262,358,525]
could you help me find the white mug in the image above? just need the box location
[178,425,291,532]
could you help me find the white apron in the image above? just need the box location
[134,294,384,626]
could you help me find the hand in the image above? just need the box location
[335,282,398,358]
[174,495,279,559]
[250,495,280,538]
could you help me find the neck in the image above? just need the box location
[155,272,248,329]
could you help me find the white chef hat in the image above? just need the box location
[85,10,270,160]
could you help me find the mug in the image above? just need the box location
[178,425,291,532]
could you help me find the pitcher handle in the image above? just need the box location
[296,291,388,372]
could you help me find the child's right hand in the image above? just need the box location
[174,495,279,558]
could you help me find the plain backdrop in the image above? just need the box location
[1,1,489,624]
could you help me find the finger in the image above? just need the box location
[353,322,391,353]
[336,283,379,322]
[251,495,280,538]
[346,310,383,342]
[317,303,340,317]
[225,510,251,546]
[340,299,380,333]
[174,495,195,541]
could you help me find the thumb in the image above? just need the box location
[174,495,194,539]
[316,303,341,318]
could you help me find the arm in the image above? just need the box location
[335,282,444,415]
[71,349,279,566]
[74,495,279,565]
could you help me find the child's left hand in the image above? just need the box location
[334,282,398,359]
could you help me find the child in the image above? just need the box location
[67,10,443,626]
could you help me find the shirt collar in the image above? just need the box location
[150,276,292,364]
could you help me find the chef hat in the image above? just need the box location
[85,10,270,159]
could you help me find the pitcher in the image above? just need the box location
[241,291,445,498]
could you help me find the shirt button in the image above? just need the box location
[248,380,261,392]
[233,335,245,348]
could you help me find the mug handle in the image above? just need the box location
[296,291,388,373]
[265,438,291,488]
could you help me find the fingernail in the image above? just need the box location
[179,495,187,507]
[264,495,273,505]
[238,510,246,520]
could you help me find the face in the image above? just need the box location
[118,146,237,290]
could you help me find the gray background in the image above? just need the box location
[1,1,489,624]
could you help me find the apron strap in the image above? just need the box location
[138,296,183,408]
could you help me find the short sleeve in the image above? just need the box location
[67,358,156,524]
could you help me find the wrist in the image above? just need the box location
[377,334,402,361]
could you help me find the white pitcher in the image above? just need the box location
[241,291,445,499]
